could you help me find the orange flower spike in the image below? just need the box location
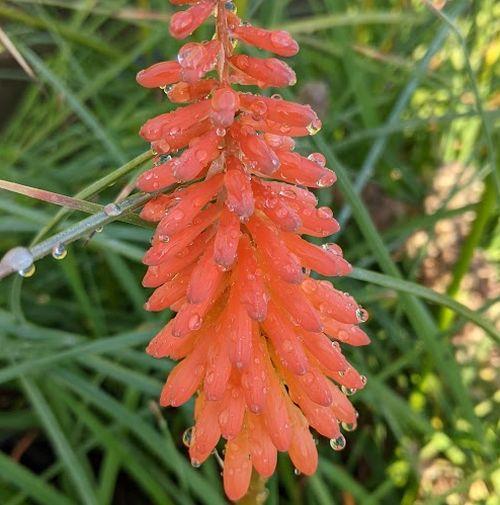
[233,25,299,57]
[223,430,253,502]
[137,0,370,500]
[167,79,218,103]
[155,174,223,236]
[169,0,217,39]
[224,157,255,219]
[237,235,269,322]
[231,124,280,176]
[136,61,181,88]
[203,332,232,401]
[230,55,296,88]
[139,99,212,142]
[189,394,222,464]
[239,94,319,130]
[218,383,246,440]
[247,414,278,477]
[287,404,319,476]
[178,41,221,82]
[211,86,240,128]
[213,207,241,269]
[142,231,213,288]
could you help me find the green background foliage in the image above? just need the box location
[0,0,498,503]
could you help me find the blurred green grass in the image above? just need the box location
[0,0,499,504]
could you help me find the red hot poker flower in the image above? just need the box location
[137,1,370,501]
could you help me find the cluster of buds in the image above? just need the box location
[137,0,369,501]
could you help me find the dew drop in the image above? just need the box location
[51,244,67,260]
[188,313,202,331]
[329,434,346,451]
[322,243,342,255]
[306,120,322,136]
[341,385,357,396]
[360,375,368,386]
[95,226,104,233]
[182,426,194,447]
[355,307,369,323]
[270,31,292,48]
[341,422,357,432]
[171,209,185,221]
[294,468,301,476]
[251,100,268,120]
[308,153,326,166]
[191,459,201,468]
[19,264,36,278]
[271,93,282,100]
[317,207,333,219]
[216,127,226,137]
[316,173,333,188]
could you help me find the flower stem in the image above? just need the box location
[237,473,269,505]
[0,192,152,281]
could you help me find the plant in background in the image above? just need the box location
[135,0,370,501]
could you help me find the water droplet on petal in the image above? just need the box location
[341,422,357,432]
[294,468,301,476]
[188,313,202,331]
[307,119,322,135]
[330,435,346,451]
[308,153,326,166]
[171,209,185,221]
[356,307,369,323]
[183,426,194,447]
[191,459,201,468]
[341,385,357,396]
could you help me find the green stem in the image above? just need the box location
[30,150,153,244]
[238,473,269,505]
[0,193,152,281]
[438,176,498,329]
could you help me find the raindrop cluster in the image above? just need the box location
[136,1,370,501]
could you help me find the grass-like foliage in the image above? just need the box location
[0,0,498,504]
